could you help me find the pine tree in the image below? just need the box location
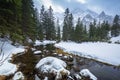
[0,0,24,43]
[56,19,61,42]
[45,6,56,40]
[96,22,102,40]
[69,13,74,40]
[111,15,120,37]
[82,25,88,41]
[89,20,97,41]
[21,0,37,43]
[62,19,68,41]
[101,21,110,40]
[62,8,69,41]
[74,18,84,42]
[38,5,45,40]
[62,8,74,41]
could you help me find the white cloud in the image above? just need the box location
[76,0,86,4]
[41,0,64,13]
[87,5,103,13]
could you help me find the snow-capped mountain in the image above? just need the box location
[55,8,114,26]
[72,9,113,26]
[97,11,113,24]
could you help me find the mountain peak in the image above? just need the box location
[99,11,106,17]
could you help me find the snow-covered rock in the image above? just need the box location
[44,77,48,80]
[13,71,24,80]
[80,69,97,80]
[63,56,68,59]
[36,57,70,79]
[34,50,42,54]
[55,42,120,66]
[58,54,62,57]
[31,48,36,51]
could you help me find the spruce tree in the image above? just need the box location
[56,19,61,42]
[62,8,69,41]
[62,8,74,41]
[101,21,110,40]
[111,15,120,37]
[46,6,56,40]
[69,13,74,40]
[74,18,84,42]
[89,19,97,41]
[0,0,23,43]
[38,5,45,40]
[83,25,88,41]
[21,0,36,43]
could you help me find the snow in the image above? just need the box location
[34,50,42,54]
[55,42,120,66]
[80,69,97,80]
[35,40,56,46]
[0,40,24,75]
[36,57,70,79]
[13,71,24,80]
[0,61,17,76]
[110,35,120,43]
[36,57,67,71]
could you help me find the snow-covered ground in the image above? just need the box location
[0,40,24,75]
[110,35,120,43]
[35,40,56,46]
[55,42,120,66]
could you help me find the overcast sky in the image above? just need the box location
[34,0,120,16]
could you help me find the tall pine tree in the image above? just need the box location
[21,0,36,43]
[62,8,74,41]
[56,19,61,42]
[111,15,120,37]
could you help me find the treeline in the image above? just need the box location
[37,6,120,43]
[0,1,120,44]
[62,8,120,42]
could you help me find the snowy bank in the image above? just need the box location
[0,40,24,75]
[35,40,56,46]
[36,57,70,79]
[110,35,120,43]
[55,42,120,66]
